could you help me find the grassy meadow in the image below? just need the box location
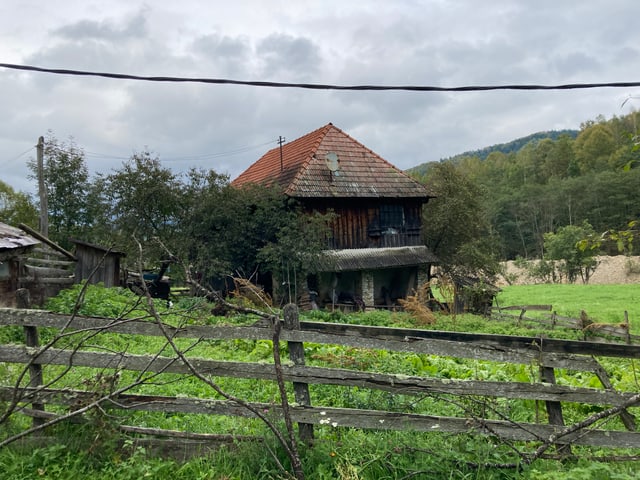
[1,283,640,479]
[495,283,640,331]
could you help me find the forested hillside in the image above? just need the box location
[409,129,578,176]
[415,113,640,262]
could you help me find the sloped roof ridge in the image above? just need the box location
[329,124,409,175]
[286,123,337,193]
[286,123,427,196]
[233,122,433,198]
[231,123,334,188]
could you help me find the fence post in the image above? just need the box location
[593,361,637,431]
[624,311,631,345]
[283,303,314,444]
[539,365,571,456]
[16,288,45,426]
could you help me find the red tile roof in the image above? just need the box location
[232,123,433,199]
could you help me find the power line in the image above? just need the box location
[163,140,276,162]
[2,62,640,92]
[2,145,35,166]
[40,138,276,163]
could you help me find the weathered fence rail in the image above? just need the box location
[1,307,640,451]
[492,305,637,344]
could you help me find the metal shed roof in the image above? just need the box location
[318,245,437,272]
[0,222,40,250]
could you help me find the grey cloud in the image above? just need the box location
[191,34,252,76]
[53,9,149,41]
[256,33,322,80]
[553,52,601,78]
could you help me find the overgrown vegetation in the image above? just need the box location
[2,283,640,479]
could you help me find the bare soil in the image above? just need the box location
[497,255,640,286]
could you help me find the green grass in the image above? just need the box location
[495,283,640,329]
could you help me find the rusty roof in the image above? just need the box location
[0,222,40,250]
[318,246,437,272]
[232,123,434,199]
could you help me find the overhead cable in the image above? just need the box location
[1,62,640,92]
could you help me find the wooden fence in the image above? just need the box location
[1,305,640,454]
[492,305,638,344]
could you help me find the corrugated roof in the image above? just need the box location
[0,222,40,250]
[318,246,437,272]
[232,123,434,199]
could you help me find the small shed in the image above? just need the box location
[71,239,126,287]
[0,223,40,306]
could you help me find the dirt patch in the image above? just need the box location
[497,255,640,286]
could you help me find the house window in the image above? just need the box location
[380,205,404,232]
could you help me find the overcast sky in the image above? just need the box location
[1,1,640,195]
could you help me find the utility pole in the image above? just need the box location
[36,136,48,237]
[278,136,285,171]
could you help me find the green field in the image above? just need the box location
[495,283,640,330]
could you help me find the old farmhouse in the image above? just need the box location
[232,123,437,310]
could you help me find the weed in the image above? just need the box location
[398,282,437,325]
[625,257,640,275]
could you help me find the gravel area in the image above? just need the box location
[497,255,640,286]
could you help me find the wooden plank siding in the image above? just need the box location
[72,241,124,288]
[309,199,424,250]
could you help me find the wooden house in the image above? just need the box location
[232,123,437,309]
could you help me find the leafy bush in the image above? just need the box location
[45,282,143,318]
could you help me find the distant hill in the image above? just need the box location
[408,129,578,176]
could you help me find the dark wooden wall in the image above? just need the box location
[74,244,122,287]
[305,199,424,249]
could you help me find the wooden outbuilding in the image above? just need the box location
[0,223,76,307]
[0,223,39,306]
[71,239,126,288]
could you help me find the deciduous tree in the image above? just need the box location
[95,151,184,263]
[0,181,37,227]
[27,132,91,247]
[421,162,501,280]
[543,221,600,283]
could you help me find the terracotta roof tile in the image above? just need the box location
[232,124,433,199]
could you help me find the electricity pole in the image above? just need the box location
[36,136,48,237]
[278,136,285,171]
